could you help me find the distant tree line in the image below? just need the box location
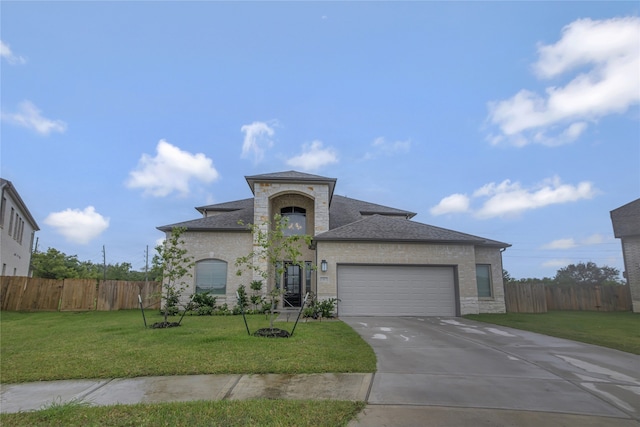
[504,261,625,287]
[30,247,162,281]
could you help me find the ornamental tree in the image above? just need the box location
[152,227,194,324]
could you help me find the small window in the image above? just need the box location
[8,208,14,236]
[195,259,227,295]
[0,197,6,228]
[280,207,306,236]
[476,264,492,298]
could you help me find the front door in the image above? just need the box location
[283,263,301,307]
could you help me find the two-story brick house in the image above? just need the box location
[158,171,510,316]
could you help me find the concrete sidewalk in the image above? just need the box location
[3,374,639,426]
[0,373,372,414]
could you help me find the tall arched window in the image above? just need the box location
[195,259,227,295]
[280,207,306,236]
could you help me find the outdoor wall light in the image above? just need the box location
[321,260,328,272]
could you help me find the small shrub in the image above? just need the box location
[303,297,338,319]
[318,298,338,318]
[189,292,217,316]
[216,303,232,316]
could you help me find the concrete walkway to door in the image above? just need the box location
[343,316,640,427]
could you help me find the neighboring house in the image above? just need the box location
[158,171,510,316]
[610,198,640,313]
[0,179,39,277]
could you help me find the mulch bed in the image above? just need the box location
[151,321,181,329]
[253,327,291,338]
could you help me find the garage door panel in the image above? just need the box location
[338,265,456,316]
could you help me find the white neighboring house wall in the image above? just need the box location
[0,179,39,277]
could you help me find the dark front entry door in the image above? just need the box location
[283,263,301,307]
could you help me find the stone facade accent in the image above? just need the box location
[250,181,329,286]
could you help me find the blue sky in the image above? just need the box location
[2,2,638,279]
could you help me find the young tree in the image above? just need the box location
[235,214,313,328]
[554,261,623,287]
[153,227,195,325]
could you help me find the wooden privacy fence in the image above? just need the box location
[0,276,161,312]
[504,283,632,313]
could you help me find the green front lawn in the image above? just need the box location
[465,311,640,354]
[0,310,375,426]
[0,311,376,383]
[0,400,366,427]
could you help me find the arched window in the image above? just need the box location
[280,207,306,236]
[195,259,227,295]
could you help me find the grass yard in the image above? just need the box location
[0,399,366,427]
[465,311,640,355]
[0,310,376,383]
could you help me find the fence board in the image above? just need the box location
[20,278,62,311]
[59,279,98,311]
[96,281,161,311]
[506,283,631,313]
[1,277,161,312]
[1,276,26,311]
[504,283,547,313]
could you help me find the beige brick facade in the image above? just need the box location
[173,230,253,305]
[316,241,506,315]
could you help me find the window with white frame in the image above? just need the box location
[476,264,492,298]
[195,259,227,295]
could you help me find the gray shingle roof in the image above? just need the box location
[329,195,416,229]
[157,200,253,232]
[158,193,509,248]
[315,214,510,247]
[611,198,640,238]
[196,198,254,214]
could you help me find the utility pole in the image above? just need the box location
[144,245,149,283]
[102,245,106,281]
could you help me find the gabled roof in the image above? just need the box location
[329,195,416,229]
[158,200,253,232]
[611,198,640,238]
[245,170,337,201]
[315,214,510,247]
[0,178,40,230]
[196,198,253,215]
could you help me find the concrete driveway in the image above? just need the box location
[343,316,640,427]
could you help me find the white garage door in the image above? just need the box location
[337,265,456,316]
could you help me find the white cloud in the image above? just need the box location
[582,233,606,245]
[431,176,597,218]
[240,121,275,164]
[430,193,470,216]
[542,233,607,250]
[542,238,577,250]
[286,140,338,171]
[364,137,411,160]
[1,100,67,135]
[487,16,640,147]
[44,206,109,245]
[127,139,219,197]
[0,40,26,65]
